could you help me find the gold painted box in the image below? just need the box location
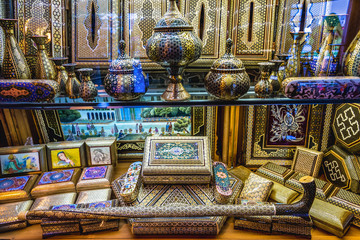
[85,137,117,166]
[28,192,77,224]
[41,204,83,238]
[0,144,47,177]
[115,173,243,235]
[309,199,353,238]
[112,162,141,203]
[256,162,294,185]
[285,172,334,200]
[323,145,360,193]
[328,187,360,227]
[75,188,112,204]
[79,200,120,234]
[76,165,113,192]
[0,175,38,204]
[142,136,212,184]
[31,168,81,198]
[46,141,86,171]
[0,200,33,233]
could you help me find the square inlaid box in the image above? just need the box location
[85,137,117,166]
[76,165,113,192]
[46,141,86,171]
[142,136,212,184]
[0,175,38,204]
[0,145,47,177]
[31,169,81,198]
[291,147,323,177]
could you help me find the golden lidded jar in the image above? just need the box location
[204,39,250,100]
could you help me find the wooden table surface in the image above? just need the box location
[0,162,359,240]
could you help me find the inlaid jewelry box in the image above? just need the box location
[141,136,212,184]
[76,165,113,192]
[0,200,33,233]
[0,175,38,204]
[85,137,117,166]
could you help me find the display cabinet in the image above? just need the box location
[1,0,360,239]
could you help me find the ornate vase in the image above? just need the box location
[276,54,291,84]
[145,0,202,101]
[31,35,56,80]
[50,57,68,95]
[63,63,80,99]
[255,62,274,98]
[343,30,360,77]
[104,41,147,101]
[286,32,306,78]
[0,19,31,79]
[78,68,97,101]
[269,60,284,96]
[204,39,250,100]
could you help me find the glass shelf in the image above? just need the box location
[1,86,359,110]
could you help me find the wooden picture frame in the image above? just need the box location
[0,145,47,177]
[46,141,86,171]
[85,137,117,166]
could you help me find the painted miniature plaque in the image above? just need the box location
[87,200,113,208]
[0,176,30,192]
[89,147,111,165]
[0,152,40,175]
[46,141,85,170]
[81,166,108,180]
[38,169,75,185]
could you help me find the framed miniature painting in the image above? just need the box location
[242,104,334,168]
[46,141,86,170]
[0,145,47,176]
[85,137,117,166]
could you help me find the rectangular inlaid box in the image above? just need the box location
[0,200,33,233]
[31,169,81,198]
[142,136,212,184]
[0,175,38,204]
[234,216,272,233]
[76,165,113,192]
[0,145,47,177]
[256,162,294,185]
[291,147,323,177]
[75,188,112,204]
[85,137,117,166]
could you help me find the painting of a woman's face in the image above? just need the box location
[57,152,67,161]
[50,148,81,169]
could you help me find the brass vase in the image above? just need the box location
[269,60,284,96]
[78,68,97,101]
[63,63,80,99]
[343,30,360,77]
[255,62,274,98]
[51,57,68,95]
[204,39,250,100]
[31,35,56,80]
[145,0,202,101]
[276,54,291,84]
[104,41,147,101]
[0,19,31,79]
[286,32,305,78]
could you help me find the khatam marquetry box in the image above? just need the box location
[31,169,81,198]
[114,173,243,235]
[0,200,33,233]
[0,175,38,204]
[76,165,113,192]
[142,136,212,184]
[75,188,112,204]
[234,216,272,233]
[328,187,360,227]
[256,162,294,185]
[285,172,334,201]
[323,145,360,193]
[291,147,323,177]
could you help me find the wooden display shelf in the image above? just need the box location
[0,162,359,240]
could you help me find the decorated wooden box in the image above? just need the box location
[0,145,47,177]
[114,173,243,235]
[46,141,86,171]
[0,175,37,204]
[142,136,212,184]
[285,172,334,200]
[112,162,141,203]
[234,216,272,233]
[332,104,360,153]
[75,188,112,204]
[31,169,81,198]
[213,162,232,204]
[85,137,117,166]
[271,216,312,237]
[0,200,33,233]
[28,192,77,225]
[291,147,323,177]
[323,145,360,193]
[328,187,360,227]
[76,165,113,192]
[256,162,294,185]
